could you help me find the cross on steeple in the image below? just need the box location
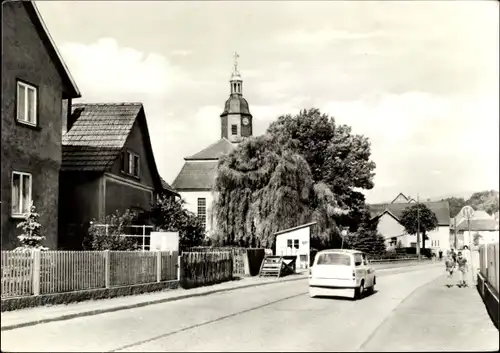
[233,52,240,76]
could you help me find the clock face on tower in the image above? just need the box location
[242,117,249,126]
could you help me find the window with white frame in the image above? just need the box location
[122,150,140,178]
[17,81,37,125]
[197,198,206,229]
[12,172,32,216]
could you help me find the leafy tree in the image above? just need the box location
[266,109,376,231]
[442,197,467,218]
[400,204,438,256]
[467,190,499,215]
[14,204,49,252]
[473,232,482,246]
[83,209,140,250]
[345,221,386,256]
[150,194,205,251]
[213,134,343,249]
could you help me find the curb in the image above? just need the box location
[1,273,307,332]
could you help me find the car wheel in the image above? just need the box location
[355,281,365,300]
[368,277,376,294]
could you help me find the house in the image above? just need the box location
[452,210,499,247]
[369,194,451,252]
[172,55,253,235]
[1,1,81,250]
[274,222,316,269]
[59,102,177,249]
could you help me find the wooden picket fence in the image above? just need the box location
[1,250,178,299]
[185,246,264,276]
[180,251,233,289]
[478,243,499,295]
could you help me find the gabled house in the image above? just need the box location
[369,196,451,252]
[59,102,177,249]
[172,56,253,235]
[1,1,81,249]
[452,210,499,247]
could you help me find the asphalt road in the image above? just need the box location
[1,263,454,352]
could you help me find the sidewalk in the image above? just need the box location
[359,275,499,352]
[1,271,308,331]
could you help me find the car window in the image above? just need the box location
[354,254,363,266]
[316,253,351,266]
[362,254,368,265]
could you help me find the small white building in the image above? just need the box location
[274,222,316,270]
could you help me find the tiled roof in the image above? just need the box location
[62,103,142,171]
[171,161,219,190]
[456,219,499,231]
[185,138,236,160]
[370,201,450,226]
[160,177,177,195]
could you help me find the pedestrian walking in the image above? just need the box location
[457,251,469,288]
[438,250,443,261]
[450,248,457,263]
[445,252,456,288]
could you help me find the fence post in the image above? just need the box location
[177,254,181,282]
[104,250,110,288]
[157,251,161,283]
[32,249,41,296]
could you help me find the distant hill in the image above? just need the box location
[428,190,480,202]
[438,190,499,218]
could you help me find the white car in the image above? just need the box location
[309,249,376,300]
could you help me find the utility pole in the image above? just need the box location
[416,193,421,261]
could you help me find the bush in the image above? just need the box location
[83,209,140,250]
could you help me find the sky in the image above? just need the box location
[35,1,499,203]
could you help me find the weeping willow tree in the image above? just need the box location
[213,134,344,249]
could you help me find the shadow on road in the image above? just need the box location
[314,289,379,301]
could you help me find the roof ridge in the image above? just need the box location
[72,102,143,106]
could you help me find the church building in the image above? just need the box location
[172,54,254,235]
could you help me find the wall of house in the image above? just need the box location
[58,173,101,249]
[377,213,406,248]
[426,226,451,253]
[179,190,214,235]
[458,230,499,247]
[275,227,311,269]
[109,118,155,189]
[1,2,65,249]
[104,174,154,218]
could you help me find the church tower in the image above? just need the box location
[220,52,253,143]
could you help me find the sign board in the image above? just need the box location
[150,231,179,252]
[460,206,475,220]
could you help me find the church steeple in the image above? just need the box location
[220,53,253,142]
[230,52,243,95]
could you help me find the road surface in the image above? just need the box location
[1,263,493,352]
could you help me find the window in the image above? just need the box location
[316,253,351,266]
[293,239,299,249]
[122,150,140,177]
[231,124,238,135]
[17,81,37,125]
[197,198,206,229]
[354,253,363,266]
[287,239,292,248]
[12,172,32,216]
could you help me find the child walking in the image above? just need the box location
[457,251,469,288]
[445,252,456,288]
